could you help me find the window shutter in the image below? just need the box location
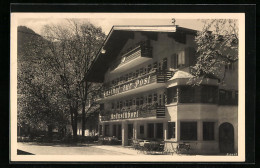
[172,54,178,69]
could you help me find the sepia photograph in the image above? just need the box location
[10,12,245,162]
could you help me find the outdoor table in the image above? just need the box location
[138,140,150,154]
[164,141,191,155]
[164,140,179,155]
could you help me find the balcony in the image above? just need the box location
[110,41,153,73]
[100,103,165,121]
[103,70,173,100]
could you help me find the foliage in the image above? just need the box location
[191,19,238,81]
[17,26,69,131]
[17,20,105,140]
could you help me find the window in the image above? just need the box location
[144,95,148,104]
[117,125,122,140]
[219,89,238,105]
[140,68,143,75]
[158,62,162,71]
[126,100,129,107]
[136,70,139,77]
[140,97,144,105]
[167,122,175,139]
[147,64,152,72]
[156,123,163,139]
[153,93,158,104]
[179,86,195,103]
[111,102,115,109]
[113,125,117,137]
[117,101,119,109]
[153,62,158,71]
[162,58,168,70]
[167,87,177,104]
[128,73,132,80]
[163,92,166,105]
[119,101,122,108]
[172,52,185,69]
[201,86,218,103]
[99,125,103,136]
[148,123,154,138]
[105,125,109,136]
[178,51,185,66]
[203,122,215,140]
[225,62,234,70]
[140,125,144,134]
[100,103,104,111]
[159,94,162,105]
[180,122,197,140]
[148,95,152,103]
[129,99,132,106]
[136,97,140,106]
[234,91,238,105]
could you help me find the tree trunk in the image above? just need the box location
[70,106,78,142]
[81,81,88,137]
[81,102,86,137]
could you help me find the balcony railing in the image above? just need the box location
[99,103,165,121]
[103,70,173,98]
[110,40,152,71]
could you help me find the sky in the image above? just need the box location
[17,14,205,35]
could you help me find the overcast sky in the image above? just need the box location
[18,17,205,35]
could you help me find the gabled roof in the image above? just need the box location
[85,25,197,82]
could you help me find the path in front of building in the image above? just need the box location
[17,142,141,155]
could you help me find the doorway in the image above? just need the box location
[128,124,133,145]
[219,122,234,153]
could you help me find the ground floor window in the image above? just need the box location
[99,125,102,136]
[117,124,122,140]
[112,125,116,137]
[105,125,109,136]
[140,125,144,134]
[128,124,133,139]
[167,122,175,139]
[156,123,163,139]
[203,122,215,140]
[180,122,197,140]
[147,123,154,138]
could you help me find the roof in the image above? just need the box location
[169,70,194,80]
[85,25,197,82]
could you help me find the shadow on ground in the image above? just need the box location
[17,149,34,155]
[20,142,99,147]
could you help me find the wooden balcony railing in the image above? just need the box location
[103,70,173,98]
[99,104,165,121]
[110,40,152,71]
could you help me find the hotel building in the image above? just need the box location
[84,25,238,154]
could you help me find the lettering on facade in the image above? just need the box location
[109,111,139,120]
[105,75,151,97]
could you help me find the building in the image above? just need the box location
[85,25,238,154]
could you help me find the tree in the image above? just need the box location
[17,26,69,137]
[191,19,238,83]
[38,20,105,140]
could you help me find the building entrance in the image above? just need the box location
[128,124,133,145]
[156,123,163,139]
[219,122,234,153]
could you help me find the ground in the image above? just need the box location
[17,142,142,155]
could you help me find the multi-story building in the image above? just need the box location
[85,25,238,154]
